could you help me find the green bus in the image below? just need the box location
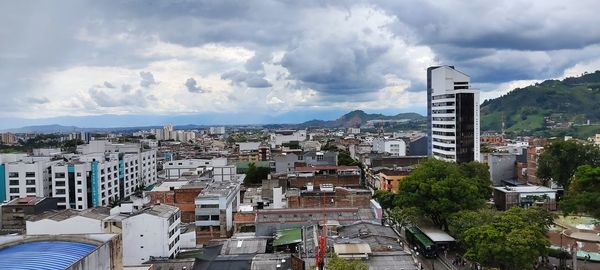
[406,226,436,258]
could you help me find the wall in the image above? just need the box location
[288,175,360,188]
[26,216,103,235]
[122,214,168,266]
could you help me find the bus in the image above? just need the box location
[406,226,436,258]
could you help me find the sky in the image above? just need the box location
[2,0,600,129]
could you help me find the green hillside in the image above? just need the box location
[480,70,600,138]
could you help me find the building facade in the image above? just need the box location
[427,66,480,162]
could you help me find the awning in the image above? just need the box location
[272,228,302,247]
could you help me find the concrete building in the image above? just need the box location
[0,233,122,270]
[0,133,17,145]
[427,66,480,162]
[286,185,371,209]
[194,181,241,244]
[372,138,407,157]
[26,207,110,235]
[255,207,379,236]
[493,185,557,211]
[286,165,361,188]
[122,204,181,265]
[146,177,212,223]
[3,158,53,200]
[270,130,307,147]
[378,169,411,193]
[273,151,338,174]
[163,158,227,179]
[481,153,517,186]
[1,197,59,233]
[209,126,226,135]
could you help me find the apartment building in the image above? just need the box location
[194,180,241,244]
[427,66,480,162]
[3,158,53,201]
[372,138,407,157]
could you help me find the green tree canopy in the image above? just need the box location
[394,159,492,229]
[536,140,600,191]
[373,190,395,209]
[326,254,368,270]
[244,162,270,185]
[560,165,600,218]
[463,207,552,270]
[448,209,498,247]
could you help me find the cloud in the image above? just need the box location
[26,97,50,104]
[221,70,271,88]
[2,0,600,121]
[139,71,157,88]
[103,81,115,88]
[184,78,205,93]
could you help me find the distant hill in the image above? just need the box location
[481,70,600,137]
[3,110,426,134]
[297,110,425,128]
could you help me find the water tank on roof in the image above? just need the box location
[306,183,313,191]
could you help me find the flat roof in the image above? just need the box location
[419,227,456,243]
[0,241,97,270]
[493,185,557,193]
[272,228,302,247]
[150,181,190,191]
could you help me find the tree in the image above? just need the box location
[388,206,419,230]
[560,165,600,218]
[448,209,498,247]
[395,159,492,230]
[147,134,156,140]
[244,162,270,185]
[326,254,368,270]
[537,140,600,192]
[373,190,396,209]
[463,207,552,270]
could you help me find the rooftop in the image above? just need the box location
[6,197,48,206]
[0,241,97,270]
[493,185,557,193]
[197,181,240,198]
[29,207,110,222]
[294,165,360,173]
[138,204,179,219]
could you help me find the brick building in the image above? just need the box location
[146,179,211,223]
[286,185,371,209]
[286,165,361,188]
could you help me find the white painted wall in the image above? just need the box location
[26,216,103,235]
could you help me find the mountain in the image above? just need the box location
[298,110,425,128]
[4,110,426,133]
[481,70,600,137]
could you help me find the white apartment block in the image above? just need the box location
[270,130,307,147]
[3,158,53,201]
[209,126,226,135]
[163,158,228,180]
[122,204,181,265]
[427,66,480,163]
[372,138,407,157]
[195,181,241,243]
[51,157,120,210]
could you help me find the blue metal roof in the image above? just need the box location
[0,241,97,270]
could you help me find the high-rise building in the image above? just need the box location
[427,66,480,163]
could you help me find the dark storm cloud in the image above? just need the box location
[221,70,271,88]
[185,78,205,93]
[2,0,600,119]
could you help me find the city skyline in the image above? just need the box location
[2,1,600,128]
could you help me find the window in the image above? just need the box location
[55,172,65,178]
[76,172,82,177]
[8,172,18,178]
[77,181,82,185]
[26,187,35,193]
[9,188,19,193]
[55,189,66,195]
[197,215,210,221]
[140,234,144,237]
[25,172,35,177]
[55,181,65,187]
[26,180,35,185]
[77,197,82,201]
[9,180,19,185]
[210,215,219,221]
[77,189,82,193]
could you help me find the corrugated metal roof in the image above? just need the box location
[0,241,97,270]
